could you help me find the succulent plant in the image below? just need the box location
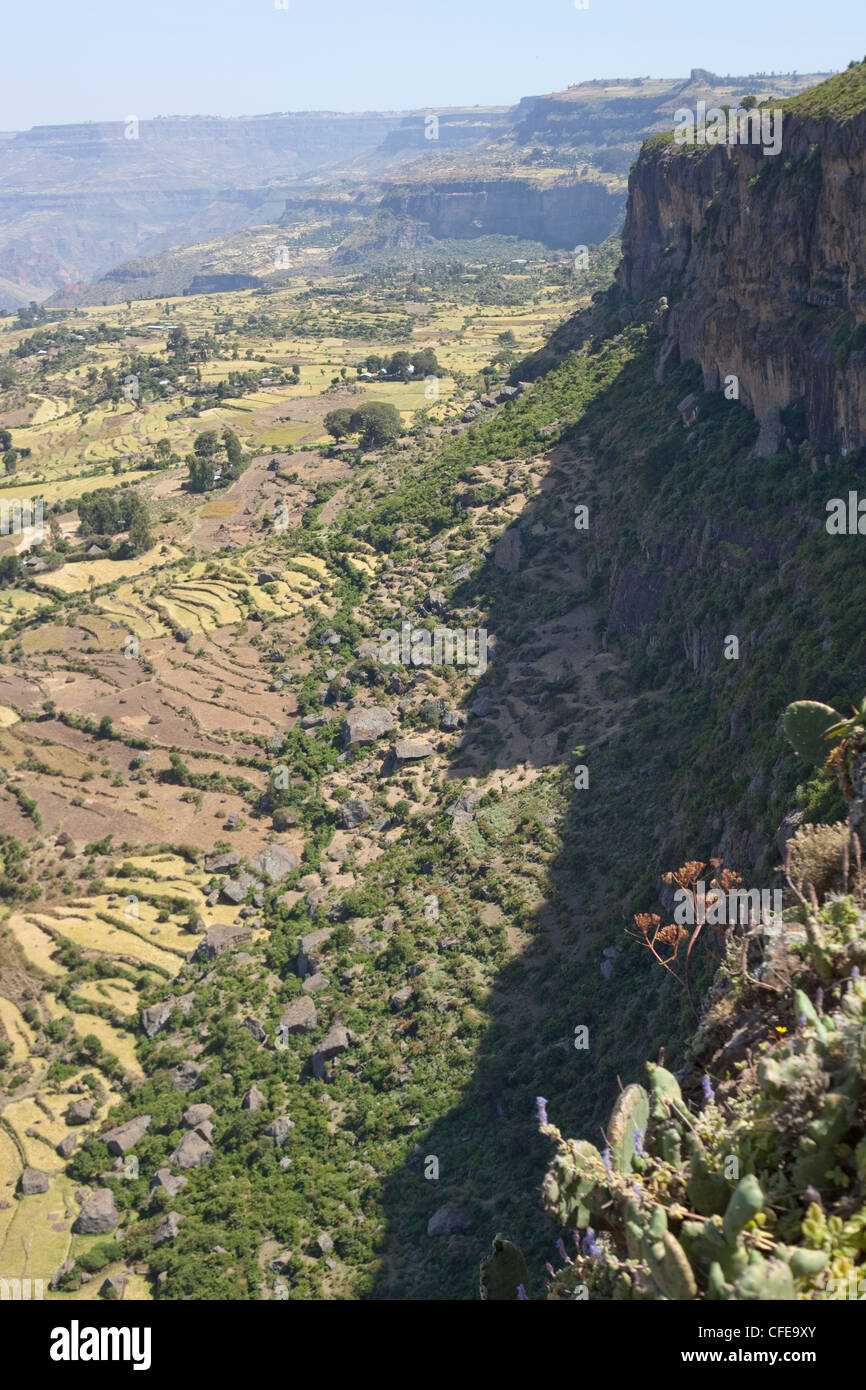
[479,1235,530,1300]
[782,700,842,764]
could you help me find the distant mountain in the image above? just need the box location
[6,69,831,310]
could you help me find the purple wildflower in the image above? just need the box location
[702,1073,715,1104]
[815,987,824,1015]
[536,1095,550,1130]
[851,967,860,980]
[583,1226,600,1257]
[545,1262,555,1278]
[798,1013,807,1029]
[601,1146,613,1173]
[556,1238,572,1265]
[633,1127,644,1158]
[517,1283,529,1300]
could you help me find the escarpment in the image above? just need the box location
[616,68,866,452]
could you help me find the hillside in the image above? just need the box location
[0,60,865,1305]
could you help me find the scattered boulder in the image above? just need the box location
[337,797,372,830]
[301,973,328,995]
[182,1103,214,1129]
[427,1202,473,1237]
[98,1275,125,1299]
[342,706,395,748]
[56,1133,78,1159]
[149,1169,188,1199]
[279,996,318,1033]
[170,1131,213,1169]
[204,851,241,873]
[169,1061,202,1093]
[315,1232,334,1256]
[249,845,299,882]
[311,1025,350,1079]
[152,1212,184,1248]
[19,1168,50,1195]
[394,738,434,761]
[65,1098,93,1126]
[242,1084,266,1112]
[72,1188,119,1235]
[297,927,331,978]
[140,993,193,1038]
[264,1116,294,1148]
[193,924,252,962]
[101,1115,152,1156]
[242,1016,266,1043]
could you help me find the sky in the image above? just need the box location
[1,0,863,130]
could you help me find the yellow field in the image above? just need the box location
[34,544,185,594]
[6,914,64,977]
[69,1013,143,1076]
[0,997,36,1061]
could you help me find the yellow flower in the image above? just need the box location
[775,1026,787,1034]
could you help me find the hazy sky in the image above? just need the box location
[2,0,862,130]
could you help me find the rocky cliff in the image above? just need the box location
[616,64,866,452]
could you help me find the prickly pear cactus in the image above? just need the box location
[480,1235,530,1300]
[782,700,841,763]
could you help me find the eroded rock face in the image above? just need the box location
[617,106,866,452]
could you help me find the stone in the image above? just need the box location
[315,1232,334,1256]
[280,996,318,1033]
[427,1201,473,1237]
[297,927,332,978]
[56,1133,78,1159]
[193,925,252,962]
[337,797,372,829]
[394,738,434,761]
[301,973,328,995]
[19,1167,50,1195]
[390,986,413,1012]
[204,851,241,873]
[182,1103,214,1129]
[140,993,193,1038]
[101,1115,151,1156]
[65,1098,93,1126]
[219,873,256,905]
[446,788,483,823]
[311,1025,350,1078]
[249,844,299,882]
[440,710,465,731]
[242,1016,267,1043]
[494,530,524,572]
[264,1117,294,1148]
[152,1212,184,1247]
[50,1260,75,1290]
[170,1131,213,1169]
[149,1169,188,1199]
[72,1188,119,1235]
[98,1275,126,1299]
[169,1061,202,1093]
[241,1084,266,1111]
[342,706,395,748]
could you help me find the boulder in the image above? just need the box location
[169,1061,202,1093]
[19,1167,50,1195]
[98,1275,126,1299]
[427,1201,473,1237]
[311,1025,350,1079]
[242,1016,266,1043]
[65,1098,93,1126]
[337,797,372,830]
[140,993,193,1038]
[219,873,256,905]
[241,1084,266,1112]
[152,1212,184,1248]
[301,973,328,995]
[204,851,242,873]
[342,706,395,748]
[264,1116,294,1148]
[249,845,299,882]
[101,1115,151,1156]
[56,1133,78,1159]
[279,996,318,1033]
[149,1169,188,1199]
[297,927,331,978]
[394,738,434,761]
[194,925,252,962]
[170,1131,213,1169]
[72,1188,119,1235]
[182,1103,214,1129]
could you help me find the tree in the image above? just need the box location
[155,437,172,461]
[128,508,152,555]
[740,94,758,109]
[187,455,215,492]
[0,554,20,586]
[350,402,404,450]
[3,449,18,474]
[0,429,11,452]
[167,326,190,359]
[222,428,243,470]
[193,430,220,460]
[324,409,355,441]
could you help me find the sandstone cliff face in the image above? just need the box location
[378,178,625,250]
[616,106,866,451]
